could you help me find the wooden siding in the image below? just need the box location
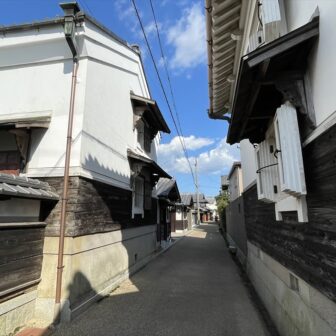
[41,177,158,237]
[244,122,336,302]
[0,224,45,299]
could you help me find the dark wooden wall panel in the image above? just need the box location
[244,123,336,303]
[0,225,45,298]
[41,177,158,237]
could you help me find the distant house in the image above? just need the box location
[205,196,218,221]
[181,193,209,224]
[156,178,180,241]
[220,175,229,193]
[0,2,171,332]
[180,193,194,230]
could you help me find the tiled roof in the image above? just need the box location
[0,173,59,200]
[156,178,180,201]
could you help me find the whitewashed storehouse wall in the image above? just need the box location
[0,20,154,189]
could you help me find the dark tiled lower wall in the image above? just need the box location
[40,176,157,237]
[244,123,336,303]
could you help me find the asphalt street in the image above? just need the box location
[52,224,270,336]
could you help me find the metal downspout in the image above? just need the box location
[54,1,80,321]
[54,60,78,319]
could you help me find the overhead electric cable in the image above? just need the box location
[148,0,194,184]
[131,0,196,185]
[149,0,184,136]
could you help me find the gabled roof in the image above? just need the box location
[180,193,193,206]
[0,173,59,200]
[156,178,180,202]
[181,192,208,204]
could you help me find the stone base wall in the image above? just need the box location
[36,225,157,325]
[0,291,37,336]
[247,242,336,336]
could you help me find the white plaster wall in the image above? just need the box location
[0,20,158,188]
[229,168,242,201]
[80,21,153,189]
[240,139,257,190]
[284,0,336,125]
[0,25,85,178]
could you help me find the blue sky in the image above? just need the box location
[0,0,239,196]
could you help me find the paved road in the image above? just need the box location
[52,224,270,336]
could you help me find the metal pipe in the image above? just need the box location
[54,3,80,321]
[54,59,79,319]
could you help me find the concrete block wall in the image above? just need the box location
[247,242,336,336]
[35,225,157,326]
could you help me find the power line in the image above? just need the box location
[131,0,196,185]
[149,0,184,137]
[148,0,194,186]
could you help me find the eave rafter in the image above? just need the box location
[206,0,243,120]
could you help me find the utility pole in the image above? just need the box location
[195,158,200,225]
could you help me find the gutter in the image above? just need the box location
[54,1,80,322]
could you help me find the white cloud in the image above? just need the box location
[114,0,136,22]
[158,135,214,155]
[158,136,239,175]
[158,56,166,68]
[166,2,206,70]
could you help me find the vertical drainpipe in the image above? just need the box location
[54,1,80,321]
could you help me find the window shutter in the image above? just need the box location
[255,135,278,203]
[274,102,306,197]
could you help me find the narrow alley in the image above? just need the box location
[51,224,270,336]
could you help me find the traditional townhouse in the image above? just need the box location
[0,2,171,333]
[207,1,336,335]
[180,193,194,230]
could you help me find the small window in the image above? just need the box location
[134,176,144,213]
[137,120,144,149]
[0,130,29,175]
[144,131,151,153]
[137,120,152,153]
[176,208,182,220]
